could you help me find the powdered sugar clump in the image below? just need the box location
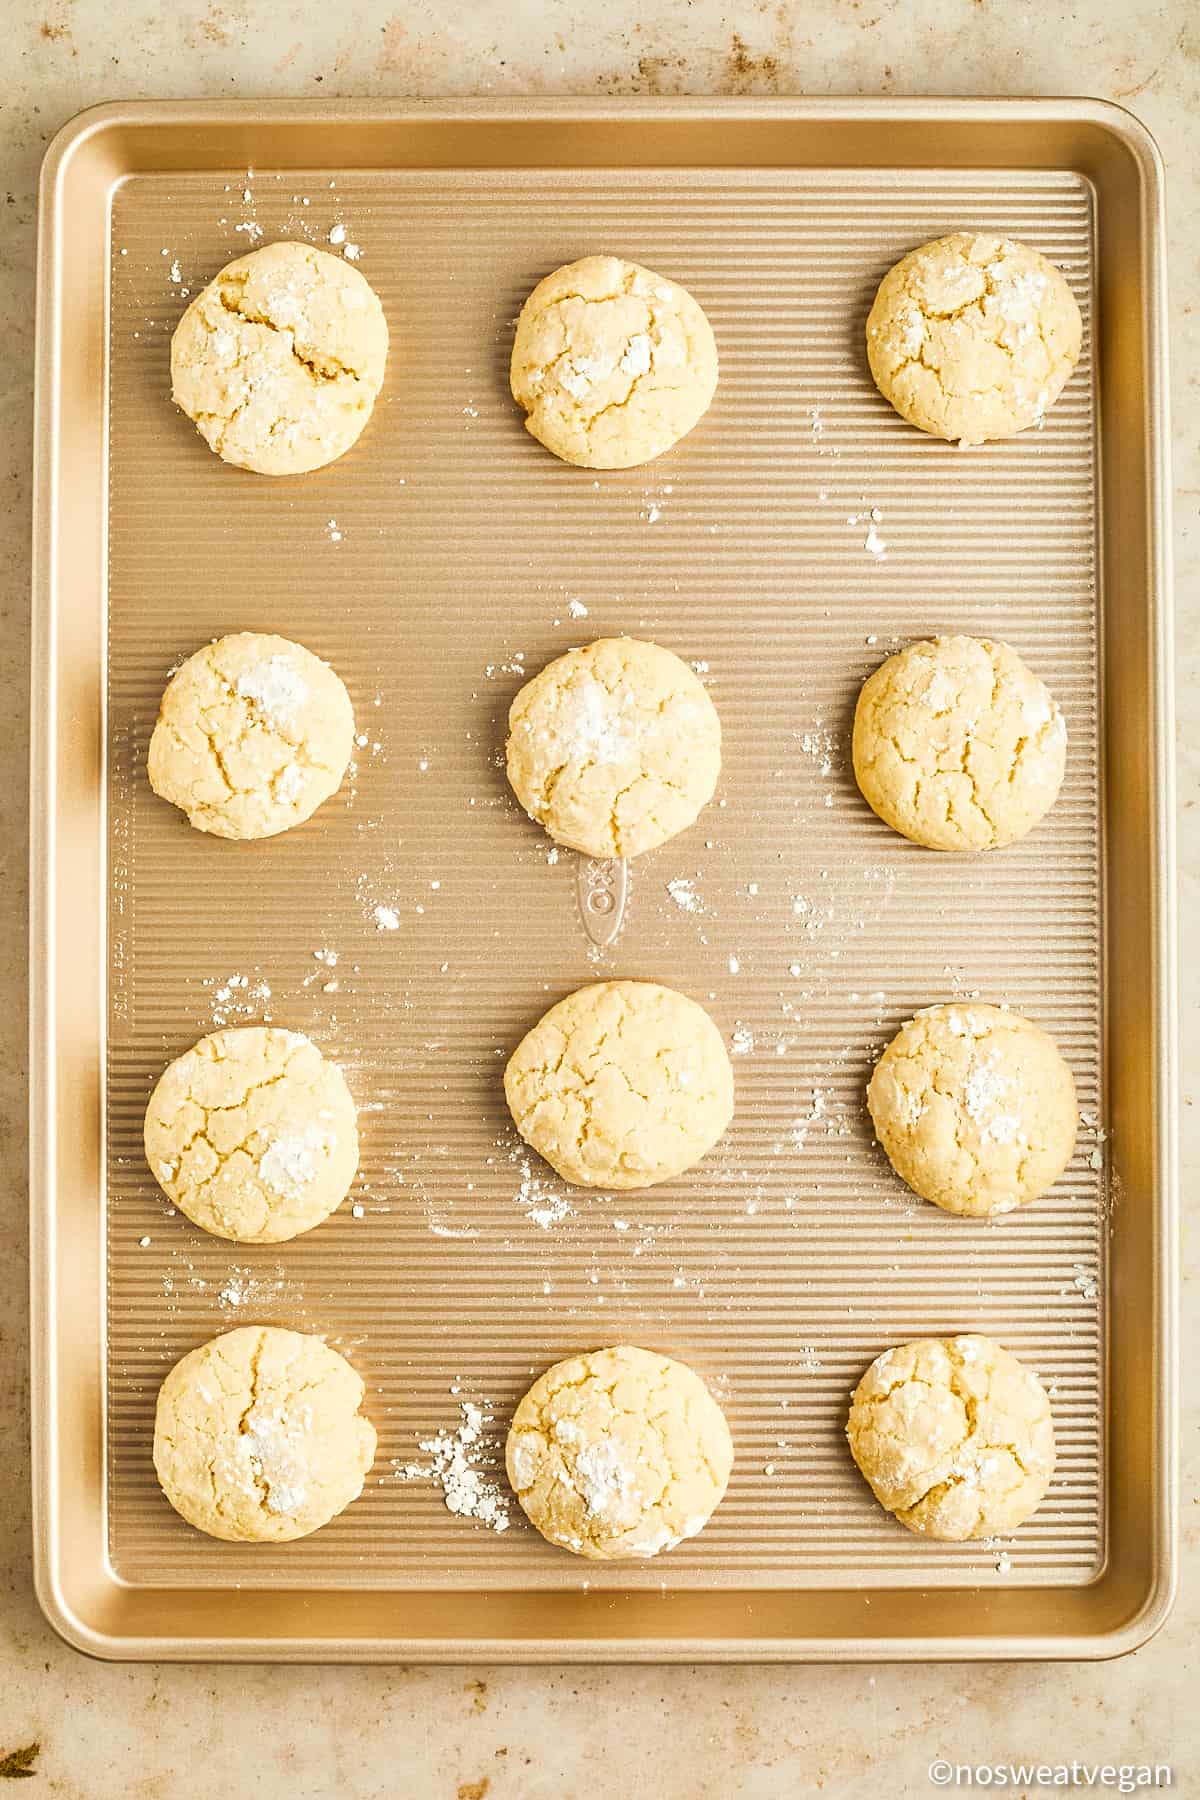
[392,1401,510,1532]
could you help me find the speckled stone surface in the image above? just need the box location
[2,3,1196,1794]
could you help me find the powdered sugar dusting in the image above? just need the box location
[236,1401,313,1515]
[573,1436,635,1518]
[259,1123,331,1200]
[235,656,308,727]
[963,1057,1022,1146]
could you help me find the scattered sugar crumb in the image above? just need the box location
[515,1157,575,1230]
[373,906,400,931]
[215,1263,290,1313]
[796,721,839,778]
[202,971,272,1027]
[1070,1264,1099,1301]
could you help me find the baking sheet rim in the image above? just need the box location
[29,93,1178,1663]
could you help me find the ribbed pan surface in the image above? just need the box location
[105,167,1103,1589]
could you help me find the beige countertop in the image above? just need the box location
[1,2,1195,1794]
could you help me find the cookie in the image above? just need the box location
[506,1344,733,1559]
[147,631,355,840]
[153,1325,376,1542]
[866,232,1082,445]
[510,254,718,468]
[144,1026,359,1243]
[867,1003,1077,1218]
[504,980,734,1191]
[852,636,1067,852]
[847,1335,1056,1540]
[506,637,721,859]
[170,241,388,475]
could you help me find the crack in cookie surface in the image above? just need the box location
[510,254,718,469]
[847,1335,1055,1541]
[153,1326,376,1543]
[147,631,355,840]
[506,1345,733,1559]
[170,240,388,474]
[506,637,721,860]
[144,1026,359,1243]
[852,635,1067,853]
[866,232,1082,445]
[504,980,734,1191]
[866,1002,1077,1217]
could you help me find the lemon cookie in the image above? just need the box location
[148,631,355,840]
[145,1026,359,1243]
[506,637,721,859]
[847,1335,1055,1540]
[154,1325,376,1542]
[510,255,718,468]
[866,233,1082,445]
[506,1345,733,1560]
[171,241,388,475]
[867,1003,1077,1218]
[505,980,734,1191]
[852,636,1067,852]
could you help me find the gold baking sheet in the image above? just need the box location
[30,99,1175,1660]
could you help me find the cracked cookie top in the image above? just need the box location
[170,241,388,475]
[506,1344,733,1560]
[509,254,718,469]
[852,635,1067,852]
[147,631,355,840]
[144,1025,360,1243]
[153,1325,376,1542]
[846,1335,1056,1541]
[504,980,735,1191]
[866,232,1082,445]
[506,637,721,860]
[867,1003,1077,1218]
